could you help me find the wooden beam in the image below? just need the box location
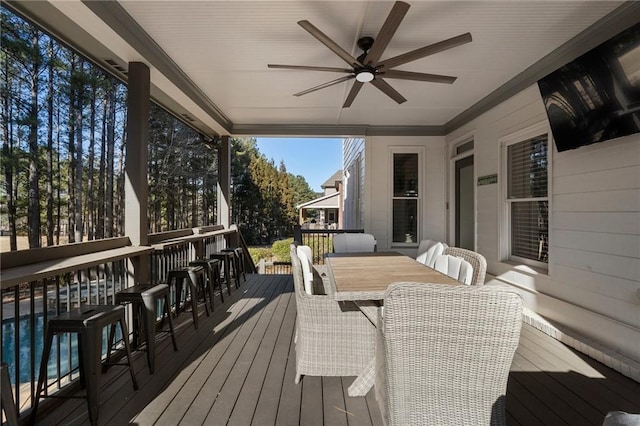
[125,61,150,283]
[217,135,231,228]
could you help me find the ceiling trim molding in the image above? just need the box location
[231,124,445,137]
[444,1,640,134]
[5,1,127,80]
[81,0,233,134]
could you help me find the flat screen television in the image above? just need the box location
[537,22,640,152]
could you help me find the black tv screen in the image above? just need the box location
[538,22,640,152]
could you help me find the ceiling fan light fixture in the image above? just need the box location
[355,69,375,83]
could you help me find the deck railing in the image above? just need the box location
[0,225,252,420]
[256,260,292,275]
[0,237,150,418]
[293,226,365,264]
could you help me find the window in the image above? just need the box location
[392,152,420,244]
[506,135,549,265]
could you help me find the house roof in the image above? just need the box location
[321,170,343,189]
[8,1,637,138]
[296,192,340,210]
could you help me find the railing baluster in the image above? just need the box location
[30,281,36,404]
[13,285,20,411]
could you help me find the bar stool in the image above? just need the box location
[167,266,209,329]
[113,283,178,374]
[189,258,224,307]
[32,305,138,426]
[221,248,241,288]
[234,247,247,282]
[210,251,236,294]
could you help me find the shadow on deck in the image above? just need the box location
[30,274,640,425]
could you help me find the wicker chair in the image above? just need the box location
[333,233,376,253]
[443,246,487,285]
[375,282,522,426]
[290,245,375,383]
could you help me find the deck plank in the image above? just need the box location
[29,273,640,426]
[130,275,272,424]
[205,276,291,424]
[300,375,324,426]
[250,277,297,425]
[227,276,294,425]
[510,352,600,424]
[275,320,303,426]
[520,325,640,407]
[517,331,638,417]
[165,274,281,424]
[507,376,566,425]
[322,376,349,426]
[341,377,377,426]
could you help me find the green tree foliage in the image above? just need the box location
[231,138,316,245]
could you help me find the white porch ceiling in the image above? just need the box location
[10,0,635,137]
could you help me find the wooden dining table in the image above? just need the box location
[325,251,461,396]
[326,251,460,301]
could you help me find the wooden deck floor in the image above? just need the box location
[33,273,640,425]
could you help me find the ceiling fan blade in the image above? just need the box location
[382,70,457,84]
[298,20,362,67]
[343,81,364,108]
[268,64,353,73]
[371,78,407,104]
[364,1,410,66]
[378,32,472,70]
[294,75,355,97]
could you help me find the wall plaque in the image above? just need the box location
[477,174,498,186]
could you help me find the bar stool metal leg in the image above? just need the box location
[1,363,18,426]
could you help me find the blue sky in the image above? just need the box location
[256,137,343,193]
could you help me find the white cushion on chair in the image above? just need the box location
[417,242,446,268]
[434,254,473,285]
[296,246,314,295]
[333,233,376,253]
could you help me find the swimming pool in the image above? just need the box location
[2,312,120,384]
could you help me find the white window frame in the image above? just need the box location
[500,122,552,270]
[388,147,424,247]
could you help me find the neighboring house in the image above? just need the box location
[296,170,343,228]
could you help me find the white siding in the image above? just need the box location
[446,85,640,361]
[343,138,365,229]
[364,136,447,257]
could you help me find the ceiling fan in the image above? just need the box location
[268,1,472,108]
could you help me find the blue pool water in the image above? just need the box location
[2,312,119,384]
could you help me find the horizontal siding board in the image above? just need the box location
[552,230,640,258]
[553,189,640,213]
[553,212,640,235]
[553,137,640,177]
[532,278,639,327]
[553,246,640,282]
[552,264,640,301]
[554,165,640,195]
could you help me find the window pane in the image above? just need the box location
[393,199,417,243]
[508,136,548,199]
[393,153,419,197]
[456,140,474,155]
[511,201,549,263]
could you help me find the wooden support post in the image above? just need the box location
[217,135,231,229]
[125,62,150,284]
